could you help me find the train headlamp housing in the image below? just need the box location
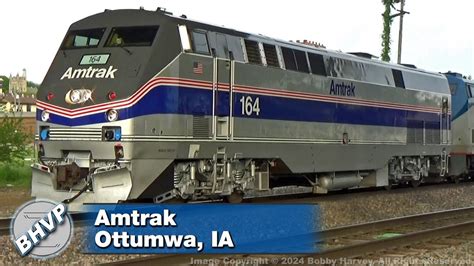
[39,126,50,141]
[41,110,50,122]
[106,109,119,122]
[102,126,121,141]
[69,90,81,104]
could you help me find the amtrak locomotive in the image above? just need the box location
[33,8,458,210]
[446,73,474,179]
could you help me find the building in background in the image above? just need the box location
[9,69,28,94]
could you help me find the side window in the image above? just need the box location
[191,31,210,55]
[263,43,279,67]
[308,53,327,76]
[294,50,309,73]
[281,47,297,71]
[392,69,405,88]
[215,33,229,58]
[244,40,262,65]
[468,84,474,98]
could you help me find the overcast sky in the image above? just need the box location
[0,0,472,83]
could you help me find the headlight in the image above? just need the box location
[39,126,50,141]
[65,89,93,104]
[102,127,121,141]
[65,89,81,104]
[106,109,119,122]
[41,110,50,122]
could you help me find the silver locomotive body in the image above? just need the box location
[33,9,451,210]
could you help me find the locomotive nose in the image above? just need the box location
[31,150,132,211]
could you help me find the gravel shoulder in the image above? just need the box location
[266,182,474,229]
[0,187,32,217]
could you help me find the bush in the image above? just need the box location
[0,163,31,187]
[0,115,32,163]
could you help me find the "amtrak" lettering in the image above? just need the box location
[330,80,356,97]
[60,66,117,80]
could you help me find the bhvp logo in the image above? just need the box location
[11,200,72,259]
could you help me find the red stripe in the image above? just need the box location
[37,77,448,118]
[234,86,440,113]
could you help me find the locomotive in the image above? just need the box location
[445,72,474,179]
[32,8,456,210]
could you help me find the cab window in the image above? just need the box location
[61,28,106,49]
[106,26,159,47]
[191,31,210,55]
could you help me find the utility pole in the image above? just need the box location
[397,0,405,64]
[381,0,409,63]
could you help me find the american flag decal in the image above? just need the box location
[193,62,203,74]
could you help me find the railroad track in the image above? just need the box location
[0,217,11,236]
[99,207,474,265]
[312,206,474,260]
[0,212,92,236]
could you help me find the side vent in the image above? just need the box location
[425,122,441,144]
[193,116,210,138]
[263,43,279,67]
[472,129,474,144]
[407,120,423,144]
[244,40,262,65]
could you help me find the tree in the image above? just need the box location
[0,76,9,93]
[381,0,395,62]
[0,114,30,163]
[26,81,39,88]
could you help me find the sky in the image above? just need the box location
[0,0,472,84]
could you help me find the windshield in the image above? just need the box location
[61,28,106,49]
[105,26,159,47]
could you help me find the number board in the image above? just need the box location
[80,54,110,65]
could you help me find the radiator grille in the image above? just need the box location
[192,116,210,138]
[263,43,279,67]
[48,127,102,141]
[425,122,441,144]
[407,120,423,144]
[244,39,262,65]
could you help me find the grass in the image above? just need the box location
[0,162,31,188]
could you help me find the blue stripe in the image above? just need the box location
[446,74,469,121]
[38,85,445,129]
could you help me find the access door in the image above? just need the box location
[441,97,450,144]
[212,53,235,140]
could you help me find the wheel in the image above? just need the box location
[411,179,421,188]
[451,176,461,184]
[224,191,244,203]
[384,180,394,191]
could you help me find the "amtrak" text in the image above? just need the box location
[60,66,117,80]
[330,80,356,97]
